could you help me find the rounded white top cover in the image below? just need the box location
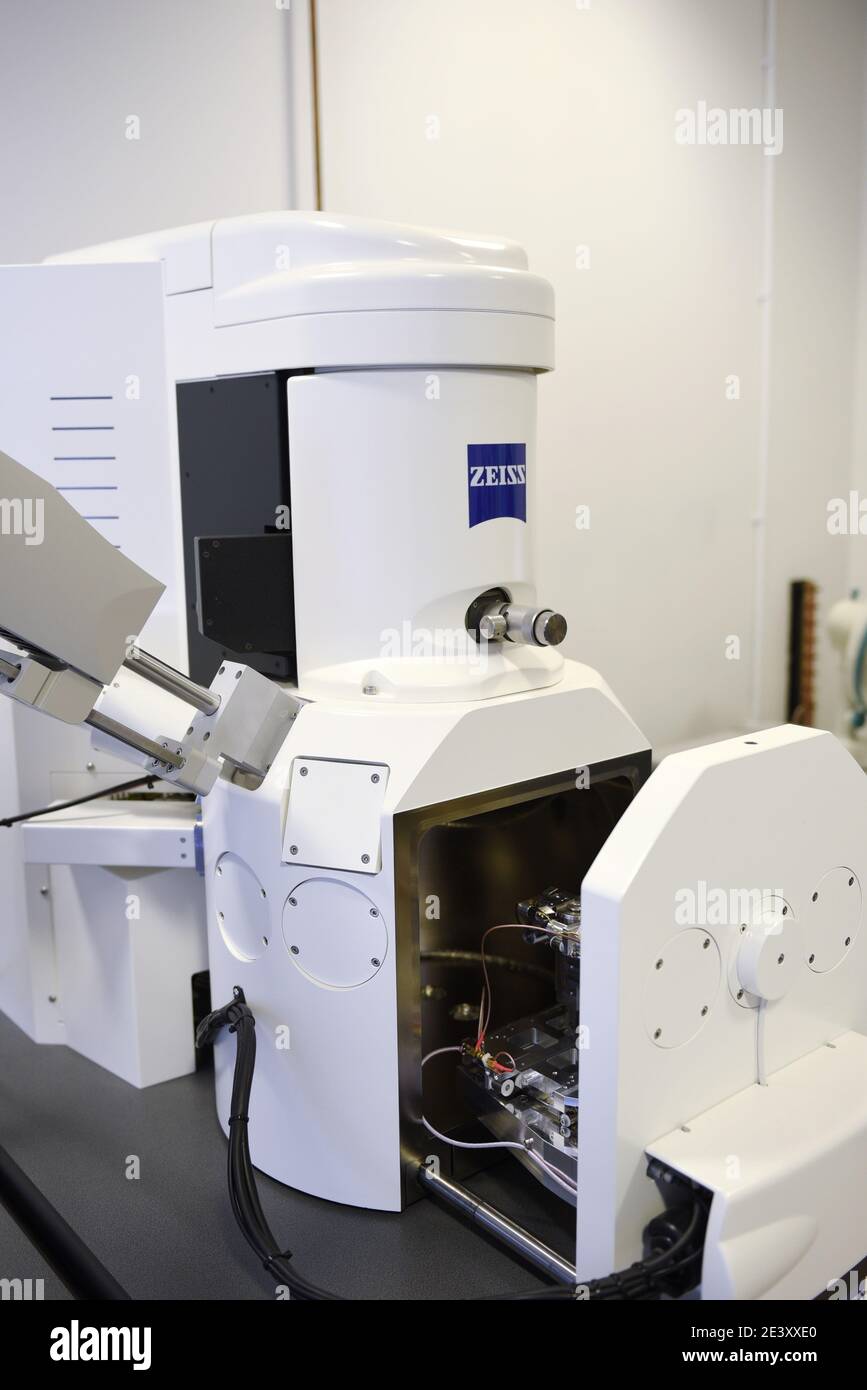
[47,211,554,372]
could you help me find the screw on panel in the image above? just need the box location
[39,886,49,897]
[289,845,298,856]
[363,685,378,696]
[737,989,744,999]
[371,958,381,968]
[48,994,57,1003]
[653,1028,662,1040]
[369,908,379,917]
[86,761,95,771]
[850,877,855,887]
[809,954,815,964]
[288,896,297,907]
[655,958,663,970]
[812,891,818,902]
[702,937,710,949]
[299,767,308,777]
[700,1005,708,1016]
[361,854,370,865]
[777,954,785,964]
[845,936,852,947]
[290,945,299,955]
[371,773,380,784]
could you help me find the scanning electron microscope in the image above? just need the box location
[1,213,867,1301]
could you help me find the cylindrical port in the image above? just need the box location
[500,604,567,647]
[466,589,567,647]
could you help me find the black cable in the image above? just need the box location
[198,989,341,1301]
[199,988,708,1303]
[0,1141,130,1300]
[0,775,158,828]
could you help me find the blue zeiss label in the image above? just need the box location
[467,443,527,528]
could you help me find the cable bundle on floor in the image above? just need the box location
[198,987,706,1302]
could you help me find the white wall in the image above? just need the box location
[0,0,302,262]
[848,22,867,604]
[764,0,867,734]
[315,0,867,751]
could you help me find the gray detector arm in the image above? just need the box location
[0,448,164,685]
[0,449,297,792]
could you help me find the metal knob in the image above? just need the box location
[501,604,568,648]
[533,610,568,647]
[479,612,508,642]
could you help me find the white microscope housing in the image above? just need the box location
[3,214,867,1301]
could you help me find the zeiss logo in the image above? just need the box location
[468,443,526,527]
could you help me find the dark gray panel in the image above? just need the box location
[176,373,301,686]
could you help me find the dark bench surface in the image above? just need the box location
[0,1011,573,1301]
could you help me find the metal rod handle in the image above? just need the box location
[86,709,184,771]
[123,644,220,716]
[417,1162,577,1287]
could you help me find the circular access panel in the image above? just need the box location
[213,853,270,962]
[644,929,721,1049]
[282,878,387,988]
[804,867,861,973]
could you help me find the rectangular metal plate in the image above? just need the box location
[282,757,388,873]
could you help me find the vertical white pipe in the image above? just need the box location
[750,0,778,727]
